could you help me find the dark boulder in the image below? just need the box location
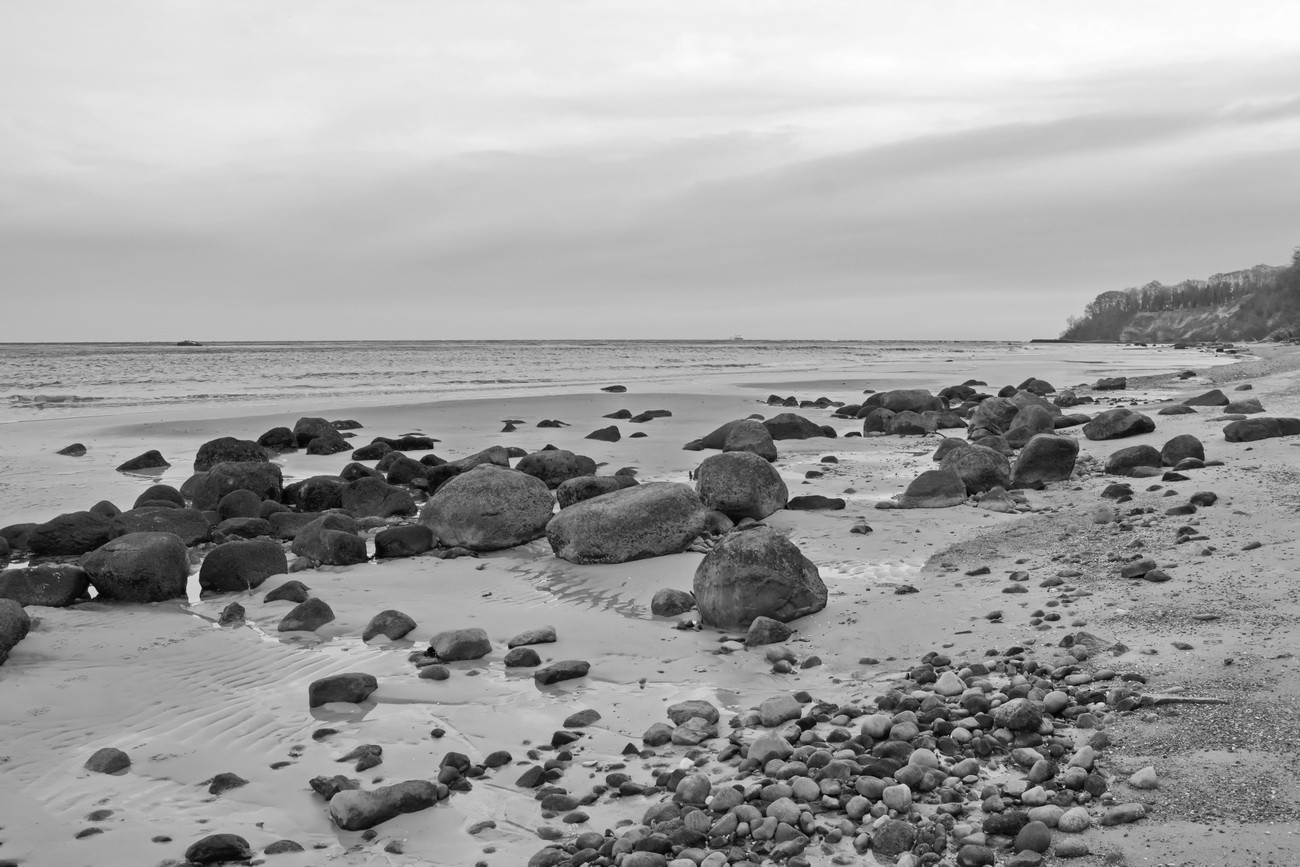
[684,419,745,451]
[116,450,169,472]
[722,418,778,461]
[865,389,944,413]
[419,465,553,551]
[1083,408,1155,441]
[693,526,827,629]
[785,495,846,510]
[1011,435,1079,488]
[306,433,352,455]
[374,524,435,559]
[199,540,287,594]
[694,452,788,521]
[0,564,90,607]
[1182,389,1229,407]
[0,598,32,662]
[28,512,117,557]
[264,580,311,604]
[555,475,638,509]
[886,410,936,436]
[279,597,336,632]
[352,441,393,461]
[1160,434,1205,466]
[185,462,283,510]
[112,507,211,546]
[293,417,337,447]
[447,445,511,472]
[1004,405,1056,449]
[362,609,416,642]
[762,413,826,440]
[212,517,273,542]
[185,833,252,865]
[547,482,708,565]
[898,469,967,508]
[217,489,262,521]
[134,484,185,509]
[80,532,190,602]
[384,454,428,486]
[57,442,87,456]
[284,476,346,512]
[516,450,598,489]
[257,426,297,452]
[194,437,268,472]
[861,407,897,434]
[1224,417,1300,442]
[328,780,441,831]
[308,672,377,707]
[585,425,621,442]
[1093,376,1127,391]
[940,444,1012,495]
[1224,398,1264,414]
[1105,445,1163,476]
[290,515,367,566]
[343,477,416,518]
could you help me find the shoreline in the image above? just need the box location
[1,343,1298,866]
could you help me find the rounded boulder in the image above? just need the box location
[546,482,708,565]
[80,532,190,602]
[199,540,288,594]
[694,451,788,521]
[419,464,554,551]
[693,526,827,629]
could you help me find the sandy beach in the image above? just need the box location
[2,343,1300,867]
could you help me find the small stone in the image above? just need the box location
[185,833,253,864]
[563,709,601,728]
[1055,838,1090,858]
[1013,821,1051,854]
[1128,766,1158,789]
[207,772,249,795]
[504,647,542,667]
[84,748,130,774]
[534,660,590,686]
[1100,803,1147,825]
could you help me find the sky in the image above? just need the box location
[2,1,1299,341]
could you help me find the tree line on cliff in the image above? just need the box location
[1060,248,1300,341]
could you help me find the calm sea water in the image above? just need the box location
[0,339,1232,423]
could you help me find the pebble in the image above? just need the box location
[1128,766,1158,789]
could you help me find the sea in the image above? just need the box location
[0,339,1236,424]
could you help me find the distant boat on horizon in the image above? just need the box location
[730,335,744,341]
[176,340,203,346]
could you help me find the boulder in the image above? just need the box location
[384,454,428,486]
[860,407,896,434]
[866,389,944,413]
[694,451,788,521]
[352,441,393,461]
[429,627,491,661]
[187,462,284,509]
[374,524,435,558]
[112,507,212,546]
[762,413,826,440]
[1224,398,1264,414]
[1223,417,1300,442]
[293,417,337,447]
[546,482,708,565]
[362,610,417,642]
[28,511,116,556]
[185,834,252,865]
[419,465,554,551]
[1012,435,1079,487]
[328,780,442,831]
[0,598,31,663]
[693,526,827,629]
[585,426,621,442]
[284,475,345,512]
[264,580,311,604]
[447,445,511,472]
[722,419,778,461]
[555,475,638,509]
[898,469,967,509]
[1083,408,1155,440]
[1182,389,1228,406]
[0,564,91,607]
[116,450,169,472]
[1160,434,1205,466]
[198,540,288,594]
[212,517,273,542]
[194,437,268,472]
[308,671,377,707]
[651,588,695,617]
[279,597,335,632]
[785,495,845,510]
[516,450,598,489]
[1105,445,1162,476]
[80,532,190,602]
[940,444,1012,495]
[57,442,87,456]
[217,489,262,521]
[684,419,745,451]
[257,426,297,452]
[967,397,1019,434]
[342,477,416,518]
[1093,376,1127,391]
[84,746,131,774]
[135,484,185,509]
[1004,405,1057,449]
[290,515,368,566]
[886,410,936,436]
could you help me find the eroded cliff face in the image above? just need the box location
[1118,301,1252,343]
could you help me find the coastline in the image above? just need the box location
[1,343,1298,866]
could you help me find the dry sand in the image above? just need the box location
[2,345,1299,866]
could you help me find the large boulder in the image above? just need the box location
[290,514,367,566]
[112,507,212,546]
[866,389,944,413]
[1004,405,1057,449]
[27,512,116,557]
[1105,445,1162,475]
[1083,408,1155,440]
[898,469,967,508]
[328,780,442,831]
[692,527,827,629]
[198,540,288,594]
[1011,435,1079,487]
[373,525,435,559]
[546,482,709,565]
[1224,397,1264,415]
[193,437,269,472]
[1182,389,1229,407]
[940,444,1012,495]
[722,419,778,461]
[515,450,598,489]
[257,426,297,452]
[886,410,936,436]
[861,407,896,434]
[694,452,788,521]
[284,475,345,512]
[967,397,1019,435]
[419,464,553,551]
[1160,434,1205,466]
[555,475,638,509]
[447,445,511,472]
[762,413,826,440]
[685,419,745,451]
[1224,417,1300,442]
[80,532,190,602]
[185,462,284,510]
[293,417,338,448]
[134,484,185,509]
[0,564,91,607]
[0,598,31,663]
[342,477,416,518]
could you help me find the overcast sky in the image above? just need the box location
[3,1,1298,341]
